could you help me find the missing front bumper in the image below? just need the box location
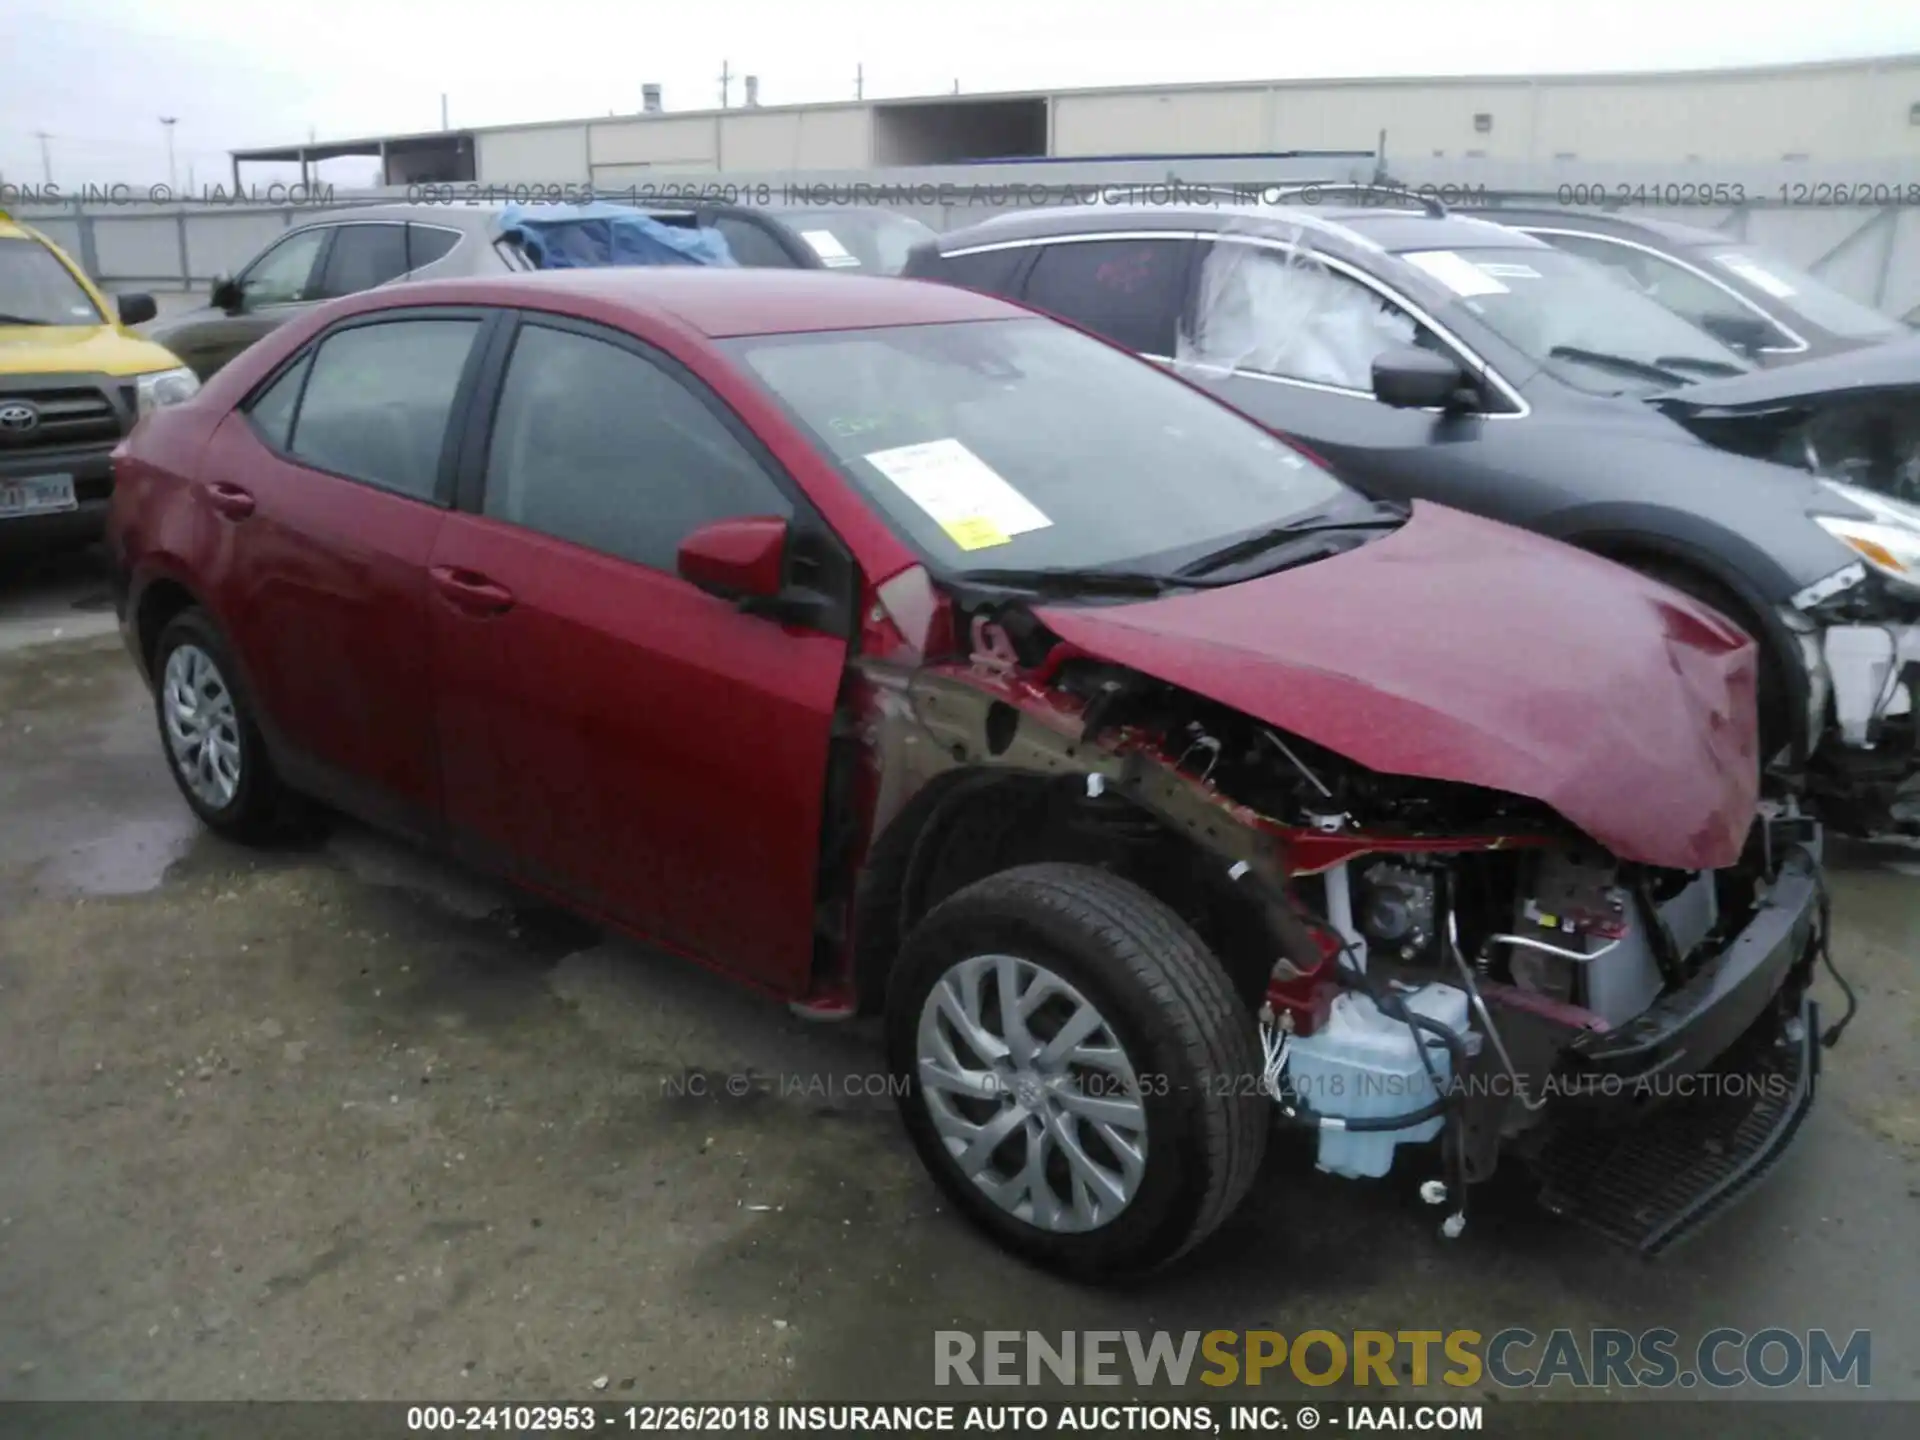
[1528,996,1820,1255]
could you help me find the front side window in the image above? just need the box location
[0,236,102,325]
[1179,239,1427,393]
[728,317,1352,578]
[779,210,939,275]
[288,318,480,499]
[1021,238,1191,355]
[1541,232,1797,352]
[240,228,330,307]
[1399,245,1752,394]
[1703,246,1908,342]
[483,323,792,573]
[314,224,410,299]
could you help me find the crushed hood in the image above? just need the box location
[1036,502,1760,871]
[1650,333,1920,419]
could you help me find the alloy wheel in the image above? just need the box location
[915,953,1148,1233]
[161,643,243,810]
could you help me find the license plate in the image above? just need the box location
[0,473,77,519]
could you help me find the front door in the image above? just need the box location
[168,225,334,379]
[428,314,849,992]
[1175,237,1496,504]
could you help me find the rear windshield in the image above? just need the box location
[0,236,104,326]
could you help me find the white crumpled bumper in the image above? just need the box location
[1823,623,1920,747]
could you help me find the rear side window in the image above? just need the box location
[288,319,480,500]
[482,323,792,573]
[314,224,410,299]
[245,353,311,450]
[407,225,462,269]
[712,216,799,269]
[917,245,1028,298]
[1021,238,1191,355]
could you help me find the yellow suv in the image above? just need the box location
[1,208,200,555]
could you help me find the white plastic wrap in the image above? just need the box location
[1177,229,1415,390]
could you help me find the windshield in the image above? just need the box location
[0,236,104,325]
[1399,245,1751,395]
[726,317,1355,579]
[1701,246,1909,342]
[777,210,938,274]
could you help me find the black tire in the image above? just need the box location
[151,608,289,843]
[885,862,1268,1279]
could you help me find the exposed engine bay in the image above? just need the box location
[847,586,1849,1251]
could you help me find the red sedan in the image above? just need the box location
[108,266,1827,1276]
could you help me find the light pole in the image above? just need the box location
[159,116,178,192]
[33,130,53,184]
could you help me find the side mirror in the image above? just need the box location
[1699,313,1776,357]
[209,275,243,313]
[115,292,158,327]
[1372,345,1473,410]
[677,515,788,601]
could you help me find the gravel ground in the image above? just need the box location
[0,553,1915,1426]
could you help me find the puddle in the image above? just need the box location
[37,815,201,896]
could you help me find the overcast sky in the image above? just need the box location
[4,0,1919,189]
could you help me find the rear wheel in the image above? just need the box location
[885,862,1268,1279]
[152,608,289,843]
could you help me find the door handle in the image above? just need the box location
[430,565,515,615]
[204,481,255,520]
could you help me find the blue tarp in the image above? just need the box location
[495,202,737,270]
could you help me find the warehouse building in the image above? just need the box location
[230,53,1920,187]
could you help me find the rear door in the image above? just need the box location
[427,312,852,992]
[309,222,414,301]
[200,308,490,836]
[1016,234,1195,361]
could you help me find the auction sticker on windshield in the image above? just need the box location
[801,229,862,268]
[1404,250,1511,297]
[863,438,1052,551]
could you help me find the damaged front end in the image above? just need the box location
[1775,483,1920,835]
[840,563,1851,1254]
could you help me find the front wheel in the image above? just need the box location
[885,863,1268,1279]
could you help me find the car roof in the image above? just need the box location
[295,203,507,231]
[404,266,1026,338]
[1335,211,1550,252]
[932,202,1546,256]
[1463,207,1736,249]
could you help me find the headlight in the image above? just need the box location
[1812,480,1920,591]
[1812,515,1920,587]
[134,366,199,416]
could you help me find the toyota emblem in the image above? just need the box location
[0,400,40,436]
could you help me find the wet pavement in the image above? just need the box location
[0,555,1916,1422]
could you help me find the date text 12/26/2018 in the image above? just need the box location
[1557,182,1920,207]
[404,1401,1483,1432]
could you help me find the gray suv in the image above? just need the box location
[149,205,517,380]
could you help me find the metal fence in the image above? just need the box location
[10,155,1920,319]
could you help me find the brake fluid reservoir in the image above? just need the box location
[1284,983,1472,1180]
